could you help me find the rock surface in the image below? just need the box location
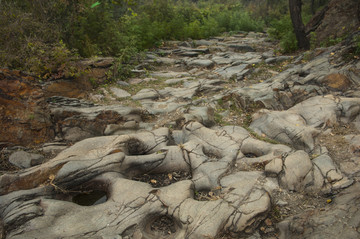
[1,31,360,239]
[306,0,360,45]
[0,69,54,146]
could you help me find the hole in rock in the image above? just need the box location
[125,137,148,155]
[53,180,109,206]
[132,171,191,188]
[150,215,177,236]
[194,187,222,201]
[244,153,258,158]
[202,146,222,160]
[72,190,107,206]
[241,144,264,158]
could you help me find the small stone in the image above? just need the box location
[9,151,44,168]
[276,200,288,206]
[110,87,131,98]
[264,218,273,226]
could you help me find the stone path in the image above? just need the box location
[1,32,360,239]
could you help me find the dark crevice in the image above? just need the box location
[132,171,192,188]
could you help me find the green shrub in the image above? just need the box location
[268,14,298,53]
[24,40,81,79]
[354,35,360,56]
[0,0,265,80]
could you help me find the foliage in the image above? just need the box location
[355,35,360,56]
[320,35,345,47]
[243,0,329,52]
[268,14,298,53]
[24,41,81,80]
[0,0,334,78]
[0,0,264,79]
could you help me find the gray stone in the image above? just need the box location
[194,39,214,46]
[265,56,293,64]
[116,80,130,87]
[228,44,255,52]
[154,57,177,65]
[164,77,189,85]
[265,57,276,64]
[186,59,214,68]
[178,41,192,47]
[131,88,160,101]
[214,64,249,80]
[110,87,131,98]
[150,71,191,79]
[3,29,360,239]
[183,106,215,127]
[265,157,283,176]
[212,55,233,65]
[279,150,313,191]
[313,155,343,183]
[9,151,45,168]
[42,143,68,155]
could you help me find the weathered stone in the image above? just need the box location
[279,150,313,191]
[186,59,215,68]
[228,44,255,52]
[0,69,54,146]
[9,151,44,168]
[43,78,93,98]
[42,142,68,155]
[150,71,191,79]
[194,39,214,46]
[320,73,352,91]
[214,64,249,80]
[110,87,131,98]
[313,155,343,183]
[250,95,360,152]
[2,27,360,239]
[265,157,283,176]
[237,137,292,170]
[131,88,160,101]
[265,56,293,64]
[50,97,147,142]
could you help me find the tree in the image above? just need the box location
[289,0,310,49]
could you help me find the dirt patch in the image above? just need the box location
[318,123,359,165]
[132,171,191,188]
[0,148,19,174]
[194,187,223,201]
[150,215,177,236]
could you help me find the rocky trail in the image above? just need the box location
[1,32,360,239]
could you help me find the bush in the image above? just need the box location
[268,14,298,53]
[354,35,360,56]
[0,0,265,80]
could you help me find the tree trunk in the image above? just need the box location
[311,0,315,15]
[289,0,310,50]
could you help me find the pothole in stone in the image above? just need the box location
[125,137,149,155]
[149,215,177,236]
[72,190,108,206]
[54,181,109,206]
[132,171,191,187]
[244,153,258,158]
[194,187,222,201]
[202,146,222,160]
